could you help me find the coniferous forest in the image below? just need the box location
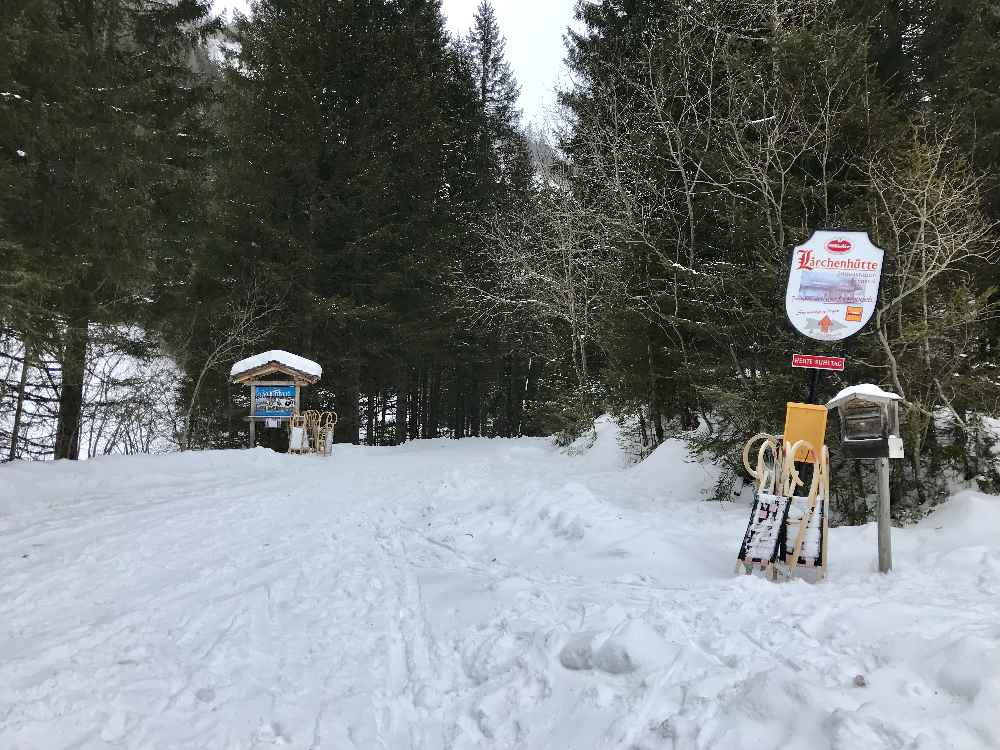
[3,0,1000,521]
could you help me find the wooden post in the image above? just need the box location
[820,447,830,581]
[249,383,257,448]
[807,368,821,404]
[877,457,892,573]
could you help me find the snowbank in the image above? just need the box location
[229,349,322,380]
[562,414,628,471]
[1,433,998,749]
[630,433,721,499]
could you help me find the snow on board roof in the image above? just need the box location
[230,350,322,381]
[826,383,902,409]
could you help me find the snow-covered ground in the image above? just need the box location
[2,418,999,749]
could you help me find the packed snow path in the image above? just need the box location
[2,423,999,749]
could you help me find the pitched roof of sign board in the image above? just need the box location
[230,350,322,383]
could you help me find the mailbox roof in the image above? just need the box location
[826,383,901,409]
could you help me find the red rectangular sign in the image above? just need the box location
[792,354,845,371]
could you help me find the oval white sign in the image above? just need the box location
[785,230,884,341]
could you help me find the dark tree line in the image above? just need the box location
[1,0,219,458]
[521,0,1000,518]
[206,0,545,446]
[1,0,560,457]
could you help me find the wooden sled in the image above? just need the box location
[317,411,338,456]
[737,435,829,582]
[288,411,338,456]
[288,415,309,454]
[736,434,788,580]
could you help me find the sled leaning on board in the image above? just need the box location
[736,433,830,582]
[288,410,338,455]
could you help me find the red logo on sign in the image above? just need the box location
[826,238,852,253]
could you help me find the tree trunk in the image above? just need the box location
[510,357,523,437]
[55,319,89,460]
[395,384,407,445]
[378,390,388,445]
[471,375,482,437]
[647,338,664,446]
[426,368,441,439]
[420,369,429,439]
[182,356,216,451]
[337,346,361,444]
[520,355,532,436]
[409,371,420,441]
[638,410,650,451]
[451,364,461,439]
[908,412,928,510]
[504,355,514,438]
[8,347,31,461]
[365,390,376,446]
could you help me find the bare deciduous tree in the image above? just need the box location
[866,124,1000,497]
[177,284,279,450]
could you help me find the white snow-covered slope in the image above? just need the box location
[1,426,999,750]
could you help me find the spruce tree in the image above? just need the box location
[0,0,218,459]
[466,1,521,168]
[217,0,487,444]
[448,1,542,438]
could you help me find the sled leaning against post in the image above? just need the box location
[736,433,787,579]
[737,433,830,582]
[742,432,784,495]
[318,411,338,456]
[303,410,323,452]
[774,439,830,582]
[288,415,309,454]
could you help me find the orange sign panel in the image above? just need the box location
[783,402,828,464]
[845,305,863,322]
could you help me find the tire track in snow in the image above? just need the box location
[369,510,439,750]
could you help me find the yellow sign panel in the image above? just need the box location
[784,402,828,463]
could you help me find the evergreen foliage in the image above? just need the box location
[548,0,1000,517]
[1,0,219,458]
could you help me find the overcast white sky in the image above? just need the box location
[440,0,576,127]
[213,0,577,127]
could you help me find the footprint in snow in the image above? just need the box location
[255,721,291,744]
[559,619,677,675]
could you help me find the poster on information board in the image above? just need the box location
[253,385,296,418]
[785,231,884,341]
